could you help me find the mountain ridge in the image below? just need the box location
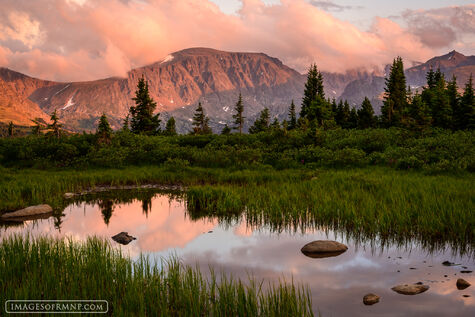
[0,48,473,132]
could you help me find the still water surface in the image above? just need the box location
[1,191,474,317]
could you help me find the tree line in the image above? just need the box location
[121,58,474,137]
[2,57,473,139]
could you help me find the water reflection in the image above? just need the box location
[1,190,474,316]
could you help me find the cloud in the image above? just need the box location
[309,0,362,12]
[0,0,469,82]
[402,5,475,49]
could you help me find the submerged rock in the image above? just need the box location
[391,284,429,295]
[301,240,348,258]
[456,279,471,290]
[442,261,460,266]
[1,204,53,219]
[363,293,380,305]
[112,232,136,245]
[460,270,473,273]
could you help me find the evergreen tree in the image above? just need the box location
[7,121,14,137]
[405,93,432,132]
[48,110,62,139]
[357,97,375,129]
[301,64,324,120]
[426,68,436,89]
[447,75,460,129]
[129,76,160,135]
[31,119,42,136]
[232,94,245,134]
[122,115,130,132]
[96,113,113,144]
[221,124,231,135]
[249,108,270,134]
[192,102,212,134]
[459,74,475,130]
[348,107,358,129]
[164,117,177,136]
[381,57,407,127]
[270,118,280,130]
[288,100,297,130]
[430,74,452,129]
[336,100,351,128]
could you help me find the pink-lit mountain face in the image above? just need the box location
[1,48,473,132]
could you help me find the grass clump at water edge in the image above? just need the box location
[0,235,314,317]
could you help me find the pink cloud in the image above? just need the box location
[0,0,469,82]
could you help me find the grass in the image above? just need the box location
[0,165,312,213]
[0,235,313,316]
[185,168,475,256]
[1,165,473,253]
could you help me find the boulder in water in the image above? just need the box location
[363,293,380,305]
[456,279,471,290]
[1,204,53,219]
[301,240,348,258]
[112,232,136,245]
[391,284,429,295]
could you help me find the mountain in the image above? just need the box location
[0,48,473,132]
[0,68,54,126]
[405,50,475,88]
[338,50,475,112]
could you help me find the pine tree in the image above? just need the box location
[270,118,280,130]
[96,113,113,144]
[288,100,297,130]
[164,117,177,136]
[232,94,245,134]
[129,76,160,135]
[122,115,130,132]
[357,97,375,129]
[459,74,475,130]
[431,74,452,129]
[31,119,43,136]
[447,75,460,129]
[336,101,351,128]
[405,93,432,132]
[300,64,332,126]
[48,110,62,139]
[426,68,436,89]
[348,107,358,129]
[249,108,270,134]
[7,121,14,137]
[221,124,231,135]
[382,57,407,127]
[191,102,212,134]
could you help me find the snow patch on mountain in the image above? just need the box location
[161,55,174,64]
[62,94,75,110]
[54,84,70,96]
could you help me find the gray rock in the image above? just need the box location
[456,279,471,290]
[363,293,380,305]
[63,193,75,199]
[112,232,136,245]
[301,240,348,258]
[391,284,429,295]
[1,204,53,219]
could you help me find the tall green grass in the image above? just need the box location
[0,235,313,316]
[186,168,475,256]
[0,166,312,213]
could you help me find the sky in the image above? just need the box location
[0,0,473,82]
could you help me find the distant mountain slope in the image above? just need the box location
[0,49,473,132]
[0,68,54,125]
[339,50,475,112]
